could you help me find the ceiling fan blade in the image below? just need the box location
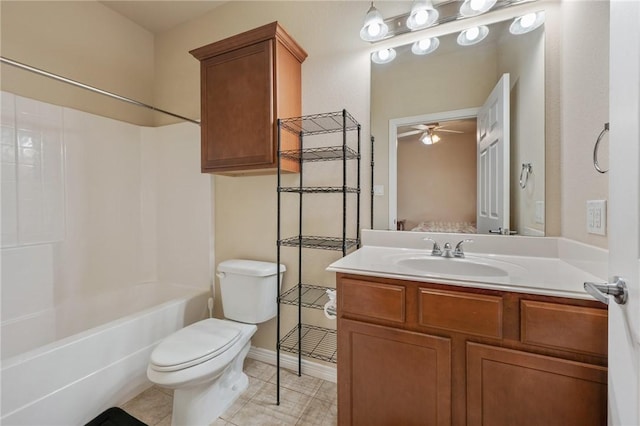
[437,129,464,134]
[398,130,422,138]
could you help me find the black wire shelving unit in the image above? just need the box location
[276,109,361,405]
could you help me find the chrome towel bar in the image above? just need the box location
[519,163,532,189]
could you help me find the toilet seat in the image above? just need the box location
[149,319,242,372]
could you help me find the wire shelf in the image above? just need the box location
[279,236,359,251]
[279,186,360,194]
[280,284,332,309]
[279,324,337,363]
[279,110,359,136]
[280,146,359,163]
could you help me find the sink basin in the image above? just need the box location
[394,255,524,278]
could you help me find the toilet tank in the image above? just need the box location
[217,259,285,324]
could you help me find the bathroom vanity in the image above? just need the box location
[329,231,608,426]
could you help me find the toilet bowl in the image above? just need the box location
[147,260,284,426]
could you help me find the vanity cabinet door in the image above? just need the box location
[338,318,451,426]
[466,342,607,426]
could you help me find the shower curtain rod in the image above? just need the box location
[0,56,200,126]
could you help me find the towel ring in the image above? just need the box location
[593,122,609,174]
[519,163,532,189]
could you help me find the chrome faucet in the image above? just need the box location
[423,237,442,256]
[441,242,455,258]
[424,237,474,258]
[454,239,474,258]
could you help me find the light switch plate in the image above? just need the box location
[373,185,384,196]
[586,200,607,235]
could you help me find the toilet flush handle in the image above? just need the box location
[216,272,225,280]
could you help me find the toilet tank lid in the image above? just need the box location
[217,259,286,277]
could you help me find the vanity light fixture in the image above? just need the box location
[459,0,497,17]
[360,2,389,42]
[457,25,489,46]
[509,11,545,34]
[406,0,439,31]
[359,0,535,45]
[420,130,441,145]
[411,37,440,55]
[371,48,397,64]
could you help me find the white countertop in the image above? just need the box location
[327,230,609,301]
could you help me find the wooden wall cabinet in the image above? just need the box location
[336,274,608,426]
[190,22,307,175]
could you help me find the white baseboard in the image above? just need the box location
[247,346,337,383]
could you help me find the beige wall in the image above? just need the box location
[398,132,477,230]
[0,0,612,356]
[0,1,156,126]
[560,0,609,248]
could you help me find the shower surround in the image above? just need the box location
[0,92,211,424]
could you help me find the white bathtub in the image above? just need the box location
[1,282,209,426]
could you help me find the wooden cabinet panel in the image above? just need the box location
[521,300,608,356]
[418,288,503,338]
[190,22,306,175]
[340,278,405,323]
[338,319,451,426]
[200,41,273,170]
[467,342,607,426]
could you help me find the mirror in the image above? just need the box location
[371,18,545,236]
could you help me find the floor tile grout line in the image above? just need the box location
[121,359,337,426]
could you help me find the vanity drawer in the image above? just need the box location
[340,278,405,323]
[418,288,503,338]
[520,300,607,357]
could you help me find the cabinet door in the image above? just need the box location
[467,342,607,426]
[200,40,273,172]
[338,318,451,426]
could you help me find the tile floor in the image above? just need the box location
[121,358,337,426]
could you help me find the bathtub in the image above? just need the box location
[1,282,209,425]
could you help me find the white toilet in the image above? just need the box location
[147,259,284,426]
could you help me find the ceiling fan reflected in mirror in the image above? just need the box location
[397,122,464,145]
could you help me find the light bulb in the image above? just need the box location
[460,0,495,17]
[520,13,537,28]
[509,11,544,35]
[360,3,388,42]
[432,134,441,143]
[407,0,438,30]
[411,37,439,55]
[466,27,480,41]
[418,38,432,51]
[469,0,486,11]
[414,9,429,26]
[367,22,381,37]
[371,48,396,64]
[457,25,488,45]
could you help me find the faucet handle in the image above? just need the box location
[423,237,442,256]
[454,239,474,258]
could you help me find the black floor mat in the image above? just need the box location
[85,407,148,426]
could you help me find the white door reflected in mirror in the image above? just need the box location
[477,73,510,234]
